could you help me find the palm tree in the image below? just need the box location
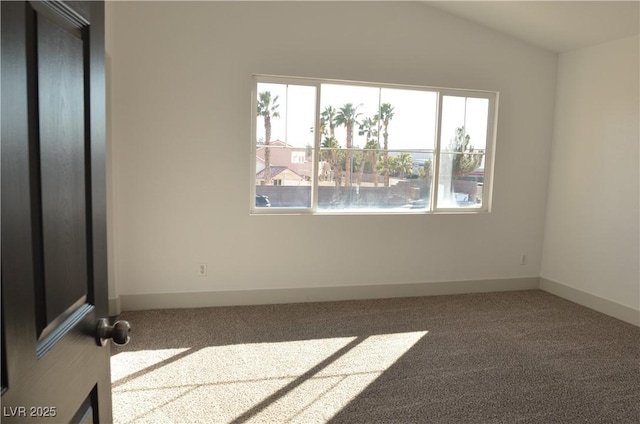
[376,103,395,187]
[321,106,337,139]
[357,116,380,186]
[314,106,340,183]
[312,106,337,139]
[335,103,361,187]
[257,91,280,184]
[393,152,414,178]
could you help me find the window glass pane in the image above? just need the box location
[464,98,489,150]
[285,85,316,147]
[436,151,484,209]
[440,96,466,152]
[440,96,489,152]
[318,149,432,211]
[436,152,484,208]
[437,95,489,209]
[379,88,437,150]
[318,84,379,196]
[317,84,435,212]
[320,85,380,148]
[256,83,286,146]
[255,82,315,208]
[256,147,313,207]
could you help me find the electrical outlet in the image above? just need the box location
[198,263,207,276]
[520,254,527,266]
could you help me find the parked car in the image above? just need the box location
[255,194,271,207]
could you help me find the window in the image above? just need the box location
[291,151,306,164]
[252,76,497,214]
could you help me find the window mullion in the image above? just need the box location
[431,91,444,212]
[311,83,321,213]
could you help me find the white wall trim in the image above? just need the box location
[109,297,122,317]
[540,278,640,327]
[119,277,539,311]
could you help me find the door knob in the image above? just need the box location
[96,318,131,346]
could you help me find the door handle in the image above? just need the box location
[96,318,131,346]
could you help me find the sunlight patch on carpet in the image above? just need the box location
[250,331,428,423]
[111,332,427,423]
[111,348,191,382]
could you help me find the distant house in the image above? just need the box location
[256,139,313,185]
[255,166,306,186]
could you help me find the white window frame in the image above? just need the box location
[251,75,498,215]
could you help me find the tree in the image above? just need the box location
[320,136,342,186]
[321,106,337,138]
[419,159,432,179]
[335,103,361,187]
[357,116,380,186]
[375,103,395,187]
[257,91,280,184]
[312,105,338,139]
[315,106,340,184]
[389,152,413,178]
[449,126,483,179]
[439,127,483,203]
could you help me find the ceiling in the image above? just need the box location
[424,1,640,53]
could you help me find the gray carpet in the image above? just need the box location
[110,290,640,423]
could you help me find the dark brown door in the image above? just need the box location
[1,1,112,422]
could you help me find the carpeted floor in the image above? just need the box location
[110,290,640,423]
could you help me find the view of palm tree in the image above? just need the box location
[376,103,395,187]
[321,105,337,138]
[256,91,280,184]
[388,152,414,179]
[334,103,362,187]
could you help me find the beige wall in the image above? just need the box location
[106,1,557,301]
[541,36,640,310]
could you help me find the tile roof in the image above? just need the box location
[255,166,303,179]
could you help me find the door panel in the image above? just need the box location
[1,1,111,422]
[38,9,89,333]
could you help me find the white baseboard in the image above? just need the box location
[118,277,539,312]
[540,278,640,327]
[109,297,122,316]
[112,277,640,327]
